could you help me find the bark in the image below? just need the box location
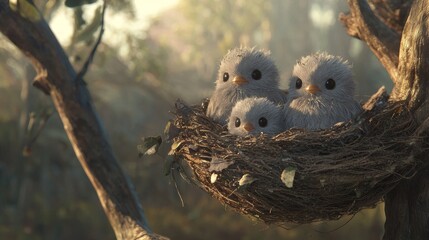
[342,0,429,239]
[385,1,429,239]
[369,0,412,33]
[339,0,401,84]
[0,1,167,240]
[393,0,429,114]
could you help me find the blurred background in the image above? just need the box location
[0,0,393,239]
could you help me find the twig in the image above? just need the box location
[75,0,107,83]
[25,107,53,148]
[172,171,185,207]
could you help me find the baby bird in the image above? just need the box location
[284,52,362,130]
[207,47,287,124]
[228,97,284,136]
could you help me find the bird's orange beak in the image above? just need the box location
[233,75,248,85]
[305,84,320,94]
[243,122,255,132]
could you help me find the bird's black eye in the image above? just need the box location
[251,69,262,80]
[235,118,241,127]
[325,78,336,90]
[223,72,229,82]
[258,117,268,127]
[295,78,302,89]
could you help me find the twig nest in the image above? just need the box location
[169,88,423,224]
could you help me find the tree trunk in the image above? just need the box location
[341,0,429,239]
[0,1,167,239]
[384,0,429,238]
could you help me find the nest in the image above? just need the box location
[169,89,424,225]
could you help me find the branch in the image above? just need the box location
[369,0,412,34]
[340,0,401,84]
[0,2,167,239]
[75,0,106,82]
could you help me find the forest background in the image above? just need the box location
[0,0,392,239]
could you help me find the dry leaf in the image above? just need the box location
[168,140,185,155]
[210,173,218,183]
[239,174,256,186]
[208,157,234,172]
[164,120,179,142]
[281,167,296,188]
[137,136,162,157]
[163,156,174,176]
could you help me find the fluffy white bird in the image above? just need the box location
[228,97,284,136]
[207,47,287,124]
[284,52,362,130]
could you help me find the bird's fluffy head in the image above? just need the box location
[288,52,355,104]
[228,97,284,136]
[216,47,280,93]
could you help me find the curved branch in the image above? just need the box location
[340,0,401,84]
[0,2,166,239]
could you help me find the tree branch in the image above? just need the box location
[340,0,401,84]
[75,0,106,83]
[369,0,412,34]
[0,1,167,239]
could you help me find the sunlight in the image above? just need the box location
[50,0,179,45]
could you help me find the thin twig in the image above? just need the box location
[172,171,185,207]
[75,0,107,83]
[27,108,53,145]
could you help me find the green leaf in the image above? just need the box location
[281,167,296,188]
[137,136,162,157]
[65,0,98,8]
